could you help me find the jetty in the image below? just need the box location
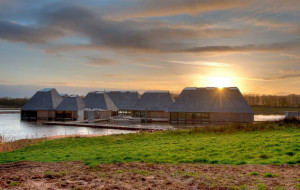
[43,121,172,131]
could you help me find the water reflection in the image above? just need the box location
[254,115,285,121]
[0,114,133,141]
[0,114,285,141]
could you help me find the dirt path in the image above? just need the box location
[0,161,299,189]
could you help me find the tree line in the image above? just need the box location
[0,97,29,108]
[244,94,300,107]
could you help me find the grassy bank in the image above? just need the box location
[0,121,299,166]
[252,106,300,115]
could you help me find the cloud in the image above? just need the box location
[237,17,290,28]
[30,5,247,53]
[108,0,300,19]
[83,58,117,67]
[130,62,166,69]
[109,0,248,19]
[262,70,300,80]
[0,19,64,44]
[166,60,230,67]
[103,74,130,78]
[178,40,300,54]
[37,81,69,86]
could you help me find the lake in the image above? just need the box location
[254,115,285,121]
[0,114,133,142]
[0,114,285,142]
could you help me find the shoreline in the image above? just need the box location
[1,132,135,143]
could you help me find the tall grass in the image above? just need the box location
[0,119,299,153]
[0,137,45,152]
[189,118,300,134]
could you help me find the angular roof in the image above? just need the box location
[56,95,85,111]
[107,91,140,110]
[169,87,254,114]
[22,88,63,111]
[132,90,174,111]
[83,91,118,111]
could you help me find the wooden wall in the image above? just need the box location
[37,111,55,120]
[99,110,112,119]
[169,112,254,124]
[148,111,169,119]
[210,113,254,123]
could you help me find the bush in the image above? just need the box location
[249,172,260,176]
[263,173,277,178]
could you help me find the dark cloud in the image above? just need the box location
[108,0,300,19]
[0,5,242,52]
[0,1,298,55]
[0,19,64,43]
[109,0,248,19]
[178,40,300,53]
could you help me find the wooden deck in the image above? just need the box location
[43,121,169,131]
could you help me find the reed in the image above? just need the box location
[0,137,45,153]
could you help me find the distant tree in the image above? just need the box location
[0,97,29,108]
[243,94,300,107]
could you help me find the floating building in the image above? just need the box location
[55,95,85,121]
[83,91,117,119]
[21,88,63,120]
[107,91,140,115]
[169,87,254,124]
[131,90,174,119]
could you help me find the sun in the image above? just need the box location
[207,76,233,89]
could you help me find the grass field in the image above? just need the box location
[1,121,299,166]
[252,106,300,115]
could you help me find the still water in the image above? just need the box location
[0,114,133,141]
[254,115,285,121]
[0,114,285,141]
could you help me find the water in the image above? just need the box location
[254,115,285,121]
[0,114,133,142]
[0,114,285,142]
[0,109,20,113]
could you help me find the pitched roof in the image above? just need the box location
[21,88,63,111]
[169,87,254,114]
[107,91,140,110]
[83,91,118,111]
[56,95,85,111]
[132,90,174,111]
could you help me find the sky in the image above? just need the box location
[0,0,300,97]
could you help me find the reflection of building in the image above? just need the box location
[55,95,85,121]
[285,111,300,119]
[21,88,63,120]
[169,87,254,124]
[131,91,174,120]
[107,91,140,115]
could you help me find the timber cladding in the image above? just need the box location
[210,113,254,123]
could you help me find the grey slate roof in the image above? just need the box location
[169,87,254,114]
[56,95,85,111]
[83,91,118,111]
[107,91,140,110]
[22,88,63,111]
[132,91,174,111]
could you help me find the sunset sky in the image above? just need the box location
[0,0,300,97]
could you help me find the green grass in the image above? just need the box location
[252,106,300,115]
[263,173,277,178]
[249,172,260,176]
[0,123,299,166]
[9,181,21,187]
